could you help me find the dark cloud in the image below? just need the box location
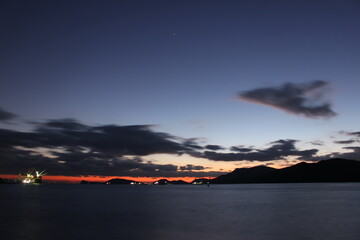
[191,139,318,162]
[0,145,224,177]
[0,129,38,149]
[334,140,357,145]
[2,117,350,177]
[230,146,254,152]
[305,139,360,161]
[0,119,214,176]
[333,131,360,146]
[330,147,360,160]
[31,119,191,156]
[238,80,336,119]
[0,146,225,178]
[309,141,324,146]
[182,138,203,150]
[179,164,206,171]
[39,118,89,131]
[205,145,224,151]
[91,124,188,155]
[0,107,17,122]
[2,120,188,156]
[348,131,360,137]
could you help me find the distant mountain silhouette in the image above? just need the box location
[153,179,169,185]
[211,158,360,184]
[105,178,140,184]
[153,179,190,185]
[169,180,189,184]
[191,178,211,184]
[211,166,275,184]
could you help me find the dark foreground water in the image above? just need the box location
[1,183,360,240]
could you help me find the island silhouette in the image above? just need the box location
[75,158,360,185]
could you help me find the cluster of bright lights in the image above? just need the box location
[130,182,143,185]
[23,178,31,184]
[20,169,46,184]
[192,180,210,185]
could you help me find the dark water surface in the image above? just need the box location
[1,183,360,240]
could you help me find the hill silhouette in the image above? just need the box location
[105,178,140,184]
[152,179,190,185]
[211,158,360,184]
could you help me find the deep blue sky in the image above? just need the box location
[1,0,360,177]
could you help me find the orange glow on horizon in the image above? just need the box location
[0,174,214,184]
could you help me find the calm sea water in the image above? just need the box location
[1,183,360,240]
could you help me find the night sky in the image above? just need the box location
[1,0,360,182]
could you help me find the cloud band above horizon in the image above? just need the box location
[0,110,358,177]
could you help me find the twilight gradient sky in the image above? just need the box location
[1,0,360,181]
